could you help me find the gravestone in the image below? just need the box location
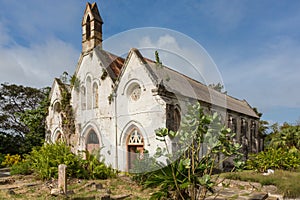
[58,164,67,194]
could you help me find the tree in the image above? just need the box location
[0,83,50,155]
[269,123,300,150]
[208,83,227,94]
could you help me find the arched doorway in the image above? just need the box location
[86,130,100,154]
[127,128,144,171]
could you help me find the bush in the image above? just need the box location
[10,160,32,175]
[27,142,83,179]
[0,153,5,167]
[1,154,21,167]
[246,147,300,172]
[80,150,116,180]
[10,142,116,180]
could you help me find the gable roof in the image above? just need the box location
[123,49,259,118]
[48,78,70,101]
[94,47,125,80]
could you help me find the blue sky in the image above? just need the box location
[0,0,299,125]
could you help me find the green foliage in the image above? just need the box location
[101,68,108,80]
[208,83,227,94]
[130,150,157,184]
[269,125,300,149]
[80,150,116,180]
[1,154,21,167]
[27,142,82,180]
[155,50,162,67]
[246,147,300,172]
[56,77,75,145]
[0,153,5,167]
[10,159,32,175]
[70,74,80,92]
[0,83,49,155]
[10,142,116,180]
[141,102,242,200]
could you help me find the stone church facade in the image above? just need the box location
[46,2,262,172]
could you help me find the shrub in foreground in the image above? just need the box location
[1,154,21,167]
[11,142,116,180]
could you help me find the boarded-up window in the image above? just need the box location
[166,104,181,132]
[86,130,100,154]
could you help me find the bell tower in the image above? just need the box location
[82,2,103,53]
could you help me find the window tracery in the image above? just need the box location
[128,129,143,145]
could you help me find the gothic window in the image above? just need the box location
[53,101,61,113]
[86,130,100,154]
[228,116,237,133]
[81,86,86,110]
[250,121,256,137]
[241,118,248,136]
[128,129,144,145]
[87,130,99,144]
[86,76,92,110]
[86,15,91,39]
[93,83,99,108]
[166,104,181,132]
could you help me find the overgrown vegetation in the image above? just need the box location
[10,142,116,180]
[247,147,300,172]
[0,83,50,155]
[222,170,300,198]
[1,154,21,167]
[247,123,300,172]
[132,102,243,200]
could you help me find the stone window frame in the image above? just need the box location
[166,104,181,133]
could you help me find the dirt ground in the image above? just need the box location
[0,169,283,200]
[0,173,152,200]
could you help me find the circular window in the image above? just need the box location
[126,83,142,101]
[130,86,141,101]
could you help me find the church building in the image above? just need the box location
[46,2,262,172]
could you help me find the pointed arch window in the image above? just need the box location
[81,86,86,110]
[86,129,100,154]
[86,76,92,110]
[87,130,99,144]
[93,82,99,108]
[86,15,91,40]
[53,101,61,113]
[166,104,181,132]
[228,116,237,134]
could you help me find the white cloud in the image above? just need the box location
[0,38,79,88]
[222,37,300,110]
